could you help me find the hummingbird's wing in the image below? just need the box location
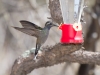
[13,27,40,37]
[20,20,43,30]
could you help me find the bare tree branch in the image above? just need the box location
[65,50,100,64]
[10,43,82,75]
[49,0,63,24]
[10,42,100,75]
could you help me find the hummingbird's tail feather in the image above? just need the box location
[35,49,38,56]
[35,43,41,56]
[13,27,38,37]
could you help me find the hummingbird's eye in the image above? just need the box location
[45,21,52,26]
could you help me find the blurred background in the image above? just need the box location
[0,0,100,75]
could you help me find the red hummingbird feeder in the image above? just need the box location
[58,0,84,44]
[59,23,83,44]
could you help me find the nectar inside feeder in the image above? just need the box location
[59,23,83,44]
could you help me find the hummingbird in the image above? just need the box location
[13,20,58,59]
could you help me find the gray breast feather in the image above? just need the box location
[38,29,49,45]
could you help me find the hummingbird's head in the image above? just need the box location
[45,21,58,29]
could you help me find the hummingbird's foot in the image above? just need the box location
[33,50,43,60]
[33,55,39,62]
[34,55,37,60]
[37,50,42,56]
